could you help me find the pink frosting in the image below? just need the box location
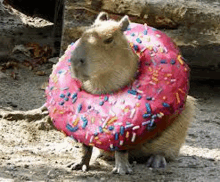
[45,23,189,151]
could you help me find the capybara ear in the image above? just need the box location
[95,12,109,22]
[119,15,130,32]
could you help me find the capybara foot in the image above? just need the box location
[146,155,167,168]
[112,150,133,174]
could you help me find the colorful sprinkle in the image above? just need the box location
[59,101,65,106]
[108,126,114,131]
[99,126,103,133]
[120,126,125,135]
[176,92,180,104]
[131,33,135,36]
[132,125,140,130]
[136,38,142,43]
[125,124,133,129]
[119,140,124,146]
[143,29,148,35]
[160,60,167,64]
[77,104,82,112]
[64,97,69,101]
[90,136,94,143]
[67,92,71,97]
[128,90,137,95]
[142,120,150,126]
[143,113,151,118]
[88,105,91,109]
[71,93,77,99]
[60,94,65,98]
[110,144,114,150]
[130,109,136,118]
[126,131,129,138]
[162,102,170,107]
[115,132,119,140]
[147,120,156,131]
[72,117,80,126]
[177,55,184,65]
[138,95,142,100]
[72,97,77,103]
[104,96,108,101]
[66,124,78,132]
[145,103,152,113]
[171,59,176,65]
[131,133,136,142]
[94,131,98,136]
[133,44,138,51]
[99,101,104,106]
[156,34,161,38]
[146,97,152,100]
[107,116,118,125]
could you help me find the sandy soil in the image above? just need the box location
[0,3,220,182]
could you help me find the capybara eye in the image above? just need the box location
[103,37,113,44]
[80,59,85,64]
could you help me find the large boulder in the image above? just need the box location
[61,0,220,80]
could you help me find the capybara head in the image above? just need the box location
[71,12,138,94]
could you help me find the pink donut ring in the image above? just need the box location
[45,23,189,151]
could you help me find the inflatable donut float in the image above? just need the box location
[45,22,189,151]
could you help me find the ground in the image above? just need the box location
[0,4,220,182]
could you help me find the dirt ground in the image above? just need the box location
[0,3,220,182]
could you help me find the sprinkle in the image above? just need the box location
[125,124,133,129]
[67,92,71,97]
[91,117,95,123]
[99,126,103,133]
[120,126,125,135]
[126,131,129,138]
[149,81,156,85]
[66,124,78,132]
[90,136,94,143]
[119,140,124,146]
[178,88,185,94]
[102,116,110,128]
[145,103,152,113]
[82,120,88,129]
[162,102,170,107]
[72,97,77,103]
[59,101,65,106]
[60,94,65,98]
[146,36,151,42]
[137,89,143,94]
[177,55,184,65]
[109,108,116,116]
[99,101,104,106]
[104,96,108,101]
[147,120,156,131]
[176,92,180,104]
[153,47,158,53]
[146,97,152,100]
[107,116,118,125]
[138,95,142,100]
[64,97,69,101]
[130,109,136,118]
[72,117,80,126]
[94,131,98,136]
[131,133,136,142]
[171,79,176,83]
[163,96,167,100]
[156,34,161,38]
[151,114,157,119]
[161,60,167,64]
[171,59,176,65]
[142,121,150,126]
[128,90,137,95]
[60,87,69,90]
[108,126,114,131]
[71,42,75,46]
[164,47,168,53]
[136,103,140,107]
[89,143,94,146]
[131,33,135,36]
[88,105,91,109]
[110,144,114,150]
[115,132,119,140]
[143,113,151,118]
[71,93,77,99]
[132,126,140,130]
[143,29,148,35]
[133,44,138,51]
[77,104,82,113]
[136,38,142,43]
[152,77,159,82]
[157,112,164,118]
[85,132,88,140]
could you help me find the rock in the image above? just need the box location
[61,0,220,80]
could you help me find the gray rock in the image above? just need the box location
[61,0,220,80]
